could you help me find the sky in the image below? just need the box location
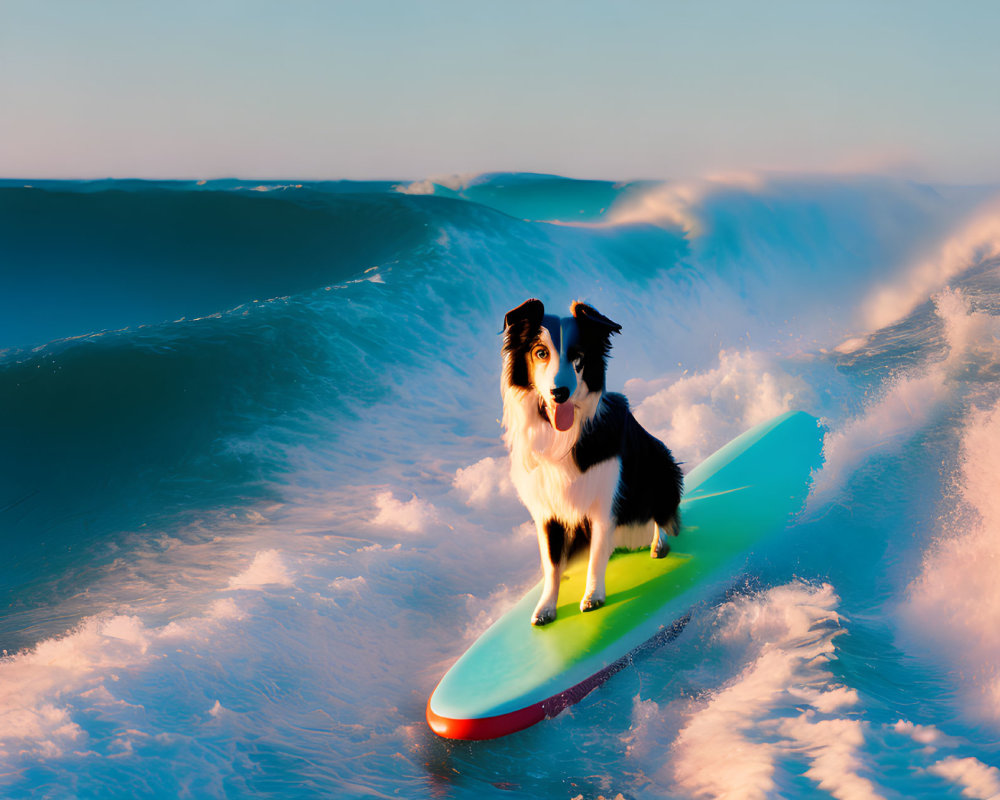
[2,0,1000,182]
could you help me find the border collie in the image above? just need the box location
[502,299,683,626]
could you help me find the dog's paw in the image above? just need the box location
[651,525,673,558]
[651,539,670,558]
[531,607,557,626]
[580,594,605,613]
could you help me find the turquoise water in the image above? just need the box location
[2,173,1000,798]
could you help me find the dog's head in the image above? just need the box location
[502,298,622,431]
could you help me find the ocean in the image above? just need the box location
[2,172,1000,799]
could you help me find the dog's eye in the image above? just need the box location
[533,347,549,360]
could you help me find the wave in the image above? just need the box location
[662,583,873,800]
[0,188,591,648]
[624,581,1000,800]
[396,172,645,223]
[859,193,1000,332]
[0,301,334,641]
[811,285,1000,503]
[0,177,405,195]
[611,175,998,347]
[0,186,442,349]
[630,349,812,465]
[6,173,998,639]
[9,173,995,354]
[900,396,1000,724]
[5,172,1000,797]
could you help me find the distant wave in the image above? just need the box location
[397,172,642,223]
[0,186,436,349]
[861,192,1000,331]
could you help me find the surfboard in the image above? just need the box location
[426,410,825,740]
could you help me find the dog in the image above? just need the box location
[502,299,683,626]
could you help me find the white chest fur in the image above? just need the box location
[510,451,620,526]
[503,387,620,526]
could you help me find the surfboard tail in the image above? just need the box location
[426,657,620,740]
[426,614,691,740]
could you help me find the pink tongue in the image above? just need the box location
[554,402,575,431]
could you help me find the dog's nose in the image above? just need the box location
[551,387,570,404]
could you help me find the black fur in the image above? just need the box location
[503,298,545,390]
[574,393,683,529]
[571,302,621,393]
[544,519,566,565]
[542,518,591,565]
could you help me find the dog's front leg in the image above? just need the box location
[532,518,565,626]
[581,516,613,612]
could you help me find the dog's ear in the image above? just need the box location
[504,298,545,330]
[503,299,545,389]
[571,301,622,336]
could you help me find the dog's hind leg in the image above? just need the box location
[651,513,680,559]
[532,519,566,626]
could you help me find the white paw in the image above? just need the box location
[580,593,605,612]
[651,538,670,558]
[532,605,557,626]
[651,526,672,558]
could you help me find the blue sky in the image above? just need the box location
[2,0,999,181]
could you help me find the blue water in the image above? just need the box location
[3,173,1000,799]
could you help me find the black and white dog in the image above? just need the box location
[502,299,683,626]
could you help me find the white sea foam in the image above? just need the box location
[395,179,437,195]
[627,581,888,799]
[462,581,531,641]
[813,370,946,499]
[835,336,870,355]
[371,490,440,533]
[0,605,232,761]
[452,455,515,508]
[813,288,1000,501]
[632,349,810,465]
[862,194,1000,331]
[248,184,304,192]
[777,715,885,800]
[901,397,1000,723]
[624,581,996,798]
[690,585,879,800]
[226,549,293,590]
[894,719,959,750]
[936,287,1000,372]
[328,575,367,597]
[603,173,764,235]
[0,529,346,767]
[929,756,1000,800]
[395,173,481,196]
